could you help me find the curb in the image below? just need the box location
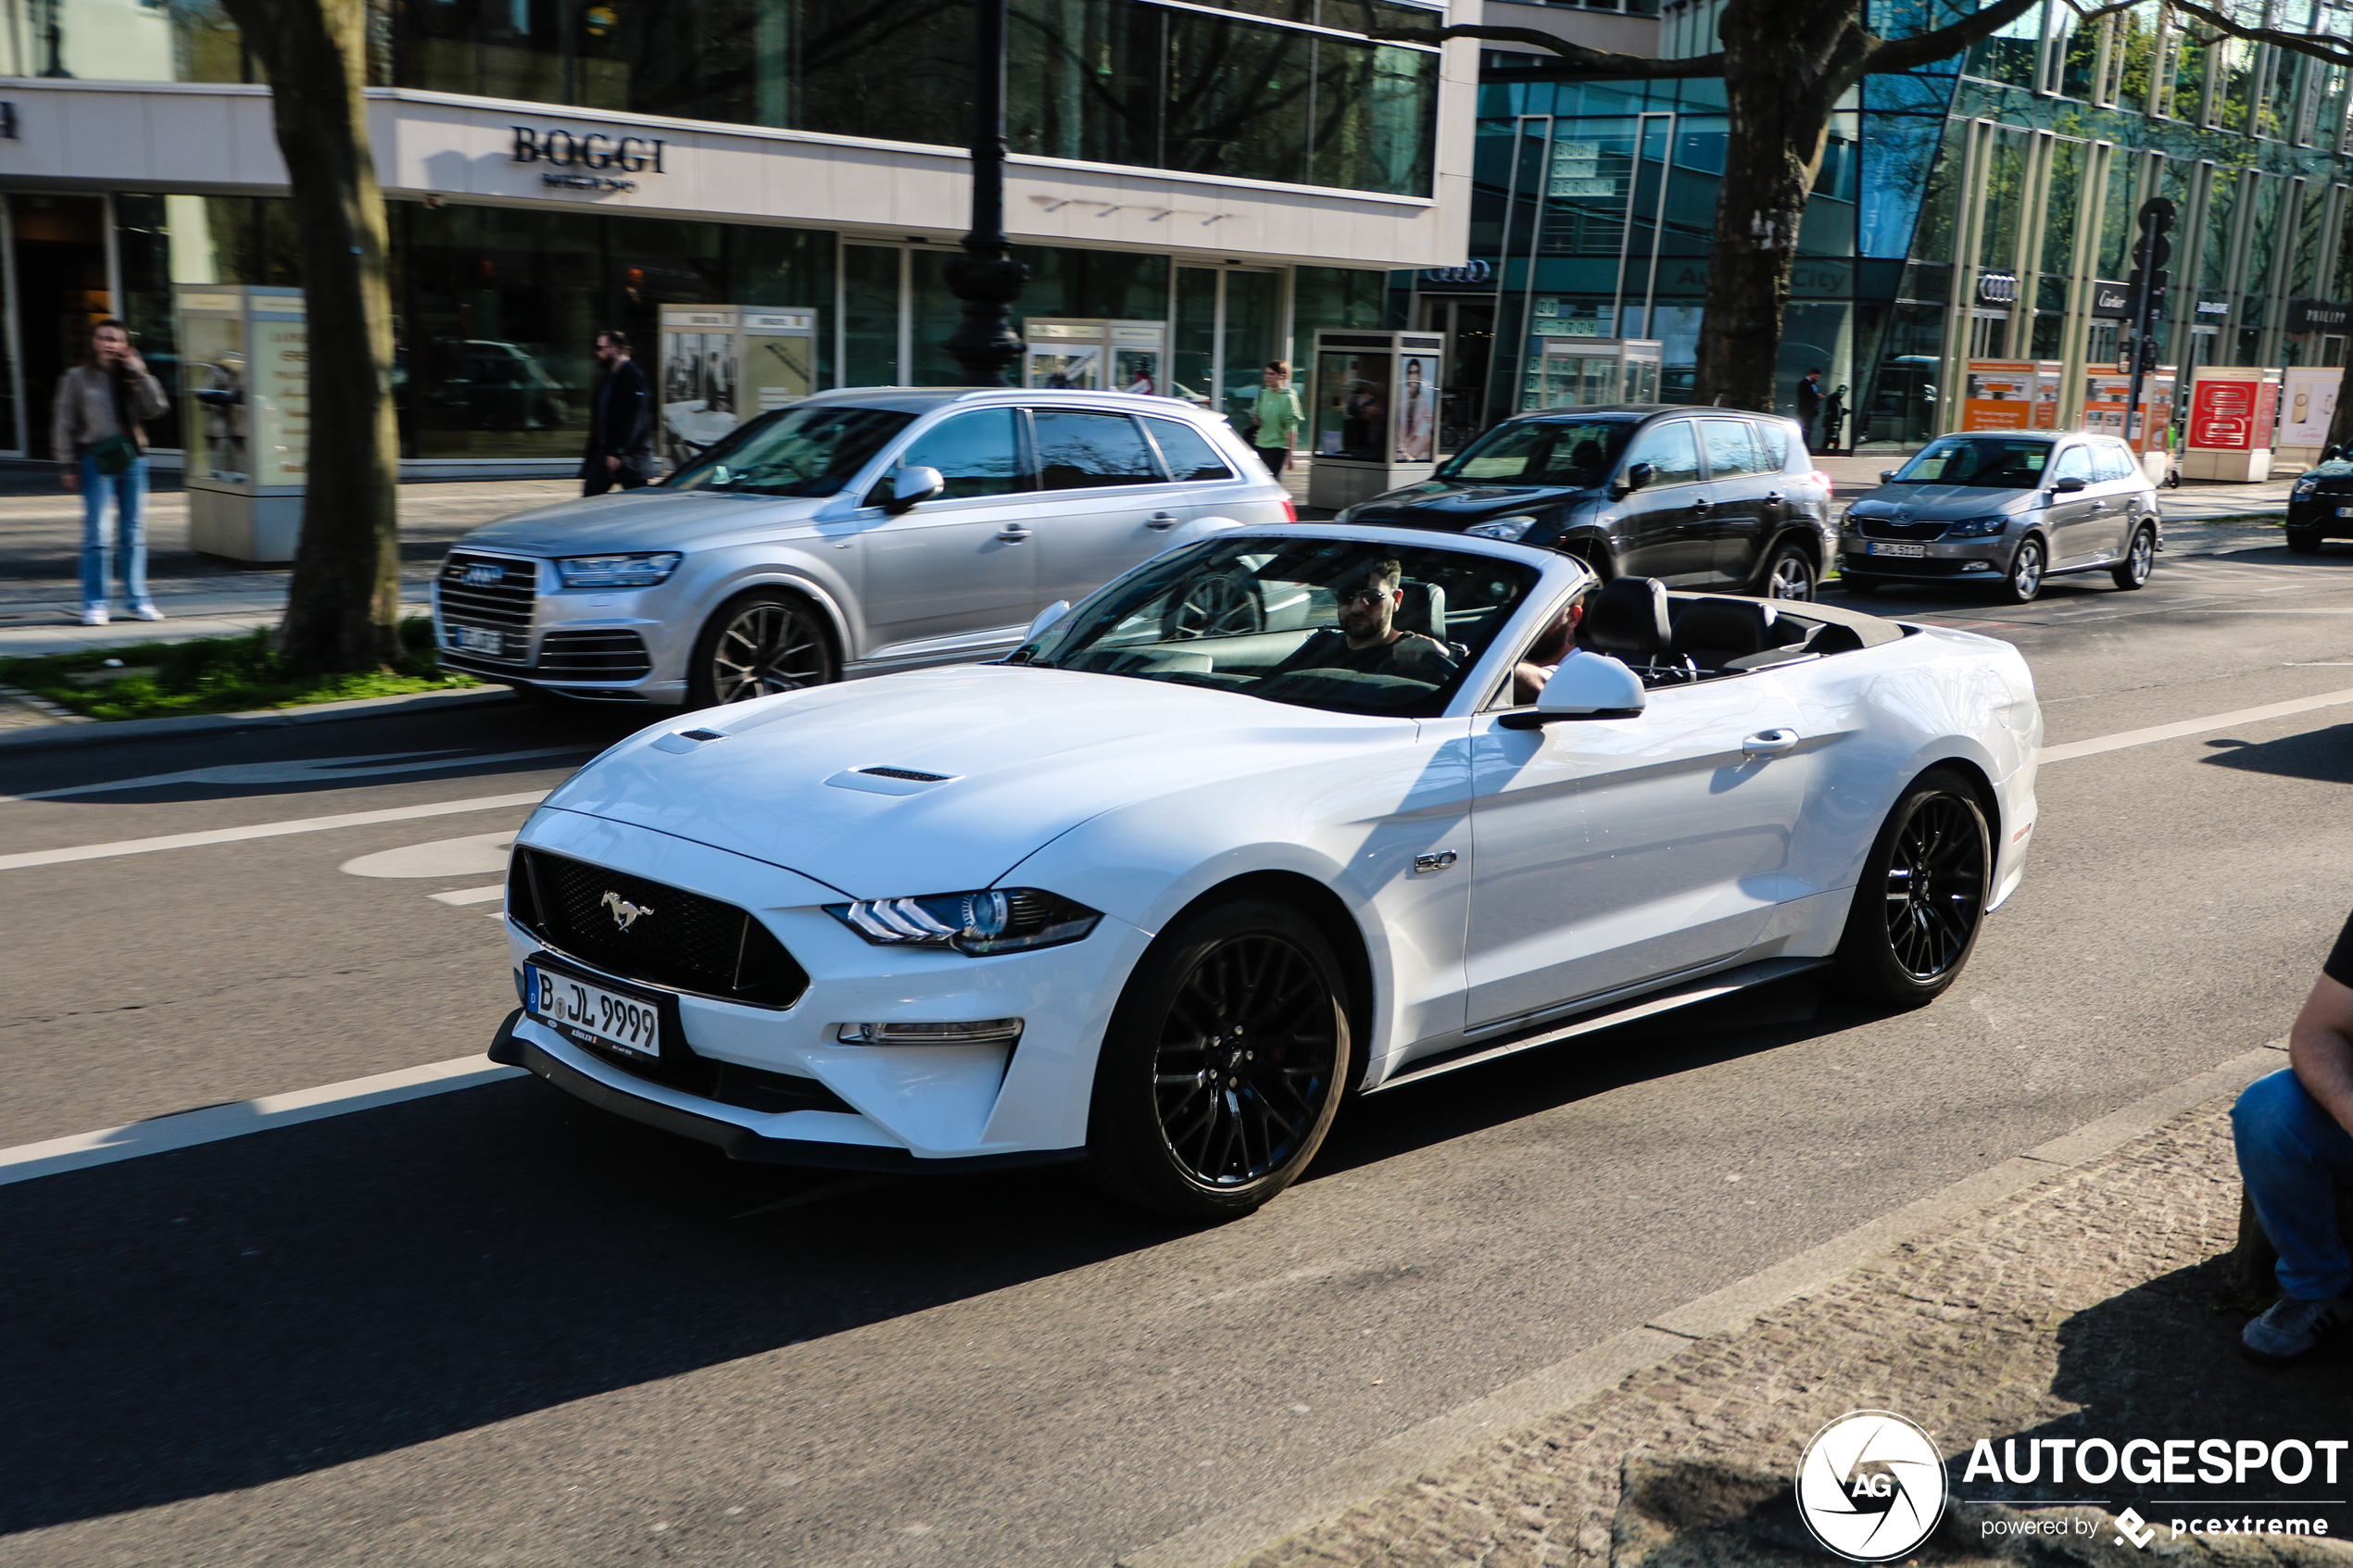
[0,684,522,757]
[1113,1040,2287,1568]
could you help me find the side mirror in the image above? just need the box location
[2052,476,2087,494]
[2325,445,2342,462]
[1611,461,1655,500]
[884,466,945,514]
[1022,599,1071,645]
[1498,653,1646,728]
[1880,470,1897,483]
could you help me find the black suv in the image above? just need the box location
[2287,446,2353,553]
[1337,405,1837,599]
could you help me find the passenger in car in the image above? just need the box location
[1273,558,1457,681]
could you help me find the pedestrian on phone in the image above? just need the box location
[55,317,170,627]
[582,329,656,495]
[1251,360,1303,477]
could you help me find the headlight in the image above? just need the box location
[1943,515,2010,538]
[554,551,683,588]
[2295,478,2320,496]
[825,887,1102,956]
[1466,514,1539,542]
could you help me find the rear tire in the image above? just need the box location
[1756,542,1818,602]
[2109,525,2156,590]
[1831,768,1992,1007]
[2287,526,2326,554]
[1995,536,2045,604]
[1086,898,1351,1221]
[688,592,837,706]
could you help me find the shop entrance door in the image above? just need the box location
[1173,267,1284,440]
[12,194,109,459]
[1416,295,1497,454]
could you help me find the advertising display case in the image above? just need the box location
[1306,329,1445,510]
[2182,365,2282,483]
[1958,360,2062,431]
[658,305,817,465]
[1024,320,1167,396]
[2275,365,2340,470]
[1518,338,1663,412]
[2082,367,2176,465]
[178,284,308,563]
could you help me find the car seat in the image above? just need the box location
[1396,580,1449,638]
[1669,597,1779,671]
[1581,576,1673,667]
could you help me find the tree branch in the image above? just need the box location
[1365,24,1728,78]
[2165,0,2353,69]
[1863,0,2045,75]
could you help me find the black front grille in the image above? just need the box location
[515,847,810,1009]
[538,629,652,680]
[438,551,537,664]
[1852,514,1950,541]
[578,1030,854,1114]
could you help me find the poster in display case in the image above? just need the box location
[177,284,308,562]
[1306,330,1446,509]
[1024,320,1167,397]
[1519,339,1664,413]
[659,305,818,464]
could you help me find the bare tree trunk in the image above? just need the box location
[220,0,400,671]
[2326,358,2353,456]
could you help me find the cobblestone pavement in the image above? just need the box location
[1239,1093,2353,1568]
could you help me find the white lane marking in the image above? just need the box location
[431,883,507,906]
[0,790,548,873]
[343,832,515,880]
[0,1056,524,1186]
[2,746,589,804]
[2042,685,2353,764]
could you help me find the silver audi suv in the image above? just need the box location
[1837,431,2161,604]
[432,387,1293,705]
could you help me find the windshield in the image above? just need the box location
[1010,536,1541,718]
[1889,435,2054,489]
[1435,419,1633,486]
[666,405,914,496]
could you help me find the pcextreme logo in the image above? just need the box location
[1795,1411,1950,1562]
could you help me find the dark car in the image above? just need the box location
[2287,447,2353,553]
[1337,405,1836,599]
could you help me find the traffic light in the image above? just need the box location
[2126,265,2171,300]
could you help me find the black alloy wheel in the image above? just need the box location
[2109,525,2156,590]
[1996,536,2045,604]
[1088,899,1350,1220]
[1831,767,1991,1006]
[690,594,837,705]
[1162,571,1265,640]
[1758,542,1818,601]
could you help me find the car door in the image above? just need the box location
[1027,407,1206,606]
[2087,442,2143,558]
[2042,442,2101,564]
[1696,417,1772,583]
[1614,419,1713,583]
[852,406,1040,656]
[1462,670,1816,1031]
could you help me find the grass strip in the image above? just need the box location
[0,617,479,721]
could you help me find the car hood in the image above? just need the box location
[540,664,1416,899]
[1846,483,2037,518]
[1347,479,1592,529]
[456,489,823,556]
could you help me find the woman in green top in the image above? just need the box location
[1249,361,1304,476]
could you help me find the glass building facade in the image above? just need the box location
[1442,0,2353,449]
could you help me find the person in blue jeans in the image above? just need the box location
[53,318,170,627]
[2233,908,2353,1361]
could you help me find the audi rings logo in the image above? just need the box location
[1795,1411,1950,1562]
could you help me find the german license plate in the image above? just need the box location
[2335,506,2353,518]
[447,623,504,656]
[1867,541,1927,558]
[525,963,661,1059]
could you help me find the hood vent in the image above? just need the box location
[858,766,952,783]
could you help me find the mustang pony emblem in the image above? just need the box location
[601,891,654,932]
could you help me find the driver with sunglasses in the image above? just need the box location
[1272,558,1456,682]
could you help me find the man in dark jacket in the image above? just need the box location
[582,329,656,495]
[1795,369,1825,451]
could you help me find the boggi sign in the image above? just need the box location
[510,126,668,174]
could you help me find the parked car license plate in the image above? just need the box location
[447,623,505,656]
[1867,541,1927,558]
[2336,506,2353,518]
[525,963,661,1059]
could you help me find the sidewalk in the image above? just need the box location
[1222,1061,2346,1568]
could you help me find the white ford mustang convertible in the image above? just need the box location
[489,525,2042,1217]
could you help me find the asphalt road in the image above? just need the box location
[5,538,2353,1568]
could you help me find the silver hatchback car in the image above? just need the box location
[1837,431,2161,604]
[432,387,1292,705]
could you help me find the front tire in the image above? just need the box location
[1087,899,1351,1221]
[688,593,837,706]
[1756,542,1818,602]
[2109,524,2156,590]
[1995,536,2045,604]
[1831,768,1992,1007]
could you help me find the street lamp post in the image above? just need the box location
[941,0,1028,386]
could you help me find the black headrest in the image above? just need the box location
[1671,597,1776,661]
[1396,581,1447,637]
[1584,577,1671,659]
